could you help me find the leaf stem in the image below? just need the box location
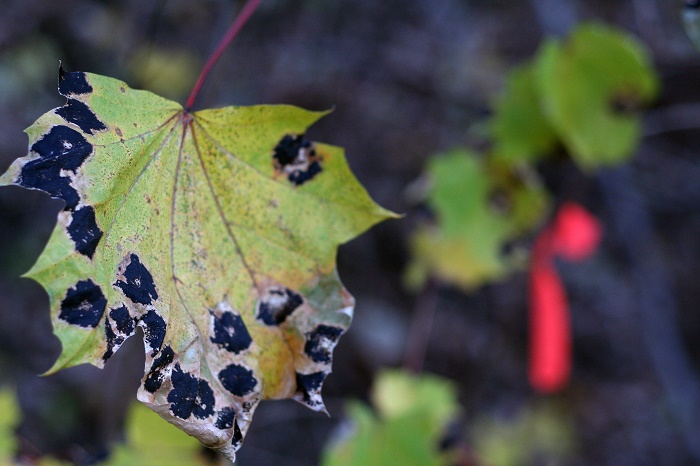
[185,0,263,111]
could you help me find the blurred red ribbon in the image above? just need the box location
[529,202,602,394]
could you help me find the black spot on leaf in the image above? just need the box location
[215,407,236,430]
[218,364,257,397]
[102,305,135,361]
[296,371,327,405]
[144,345,174,393]
[103,319,120,361]
[232,420,243,447]
[304,325,344,364]
[56,99,107,135]
[30,126,92,169]
[59,279,107,328]
[273,135,311,166]
[272,134,323,186]
[58,66,92,96]
[210,310,252,353]
[140,310,166,356]
[167,364,215,420]
[288,161,322,186]
[256,288,303,326]
[19,165,79,211]
[109,305,134,335]
[115,254,158,305]
[20,125,93,211]
[67,206,103,258]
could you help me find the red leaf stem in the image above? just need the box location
[185,0,263,111]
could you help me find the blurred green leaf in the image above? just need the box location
[106,402,212,466]
[471,402,575,466]
[0,388,18,461]
[490,64,558,165]
[536,23,658,169]
[406,150,548,291]
[322,370,460,466]
[128,47,200,101]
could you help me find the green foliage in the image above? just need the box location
[491,23,658,169]
[0,388,19,463]
[0,388,75,465]
[322,370,460,466]
[128,47,200,101]
[408,22,657,291]
[108,402,211,466]
[536,24,658,168]
[470,403,575,466]
[490,64,558,165]
[406,150,548,291]
[0,69,395,460]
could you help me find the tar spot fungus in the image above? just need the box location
[304,324,344,364]
[167,364,215,420]
[102,305,136,361]
[103,319,120,361]
[55,99,107,135]
[140,310,166,356]
[59,279,107,328]
[218,364,257,397]
[58,66,93,96]
[256,287,303,326]
[215,407,236,430]
[272,134,323,186]
[67,206,103,258]
[289,161,322,185]
[231,420,243,447]
[20,125,93,211]
[30,125,92,166]
[144,345,175,393]
[109,305,135,335]
[210,309,252,354]
[296,371,327,405]
[115,254,158,305]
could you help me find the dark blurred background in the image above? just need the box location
[2,0,700,464]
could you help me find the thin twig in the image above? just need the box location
[185,0,263,111]
[403,280,439,373]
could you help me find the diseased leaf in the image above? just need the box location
[536,23,658,169]
[0,68,395,460]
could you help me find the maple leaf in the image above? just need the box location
[536,23,658,169]
[322,370,460,466]
[0,67,395,459]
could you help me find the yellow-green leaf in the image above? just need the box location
[406,149,548,291]
[0,68,395,460]
[471,402,575,466]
